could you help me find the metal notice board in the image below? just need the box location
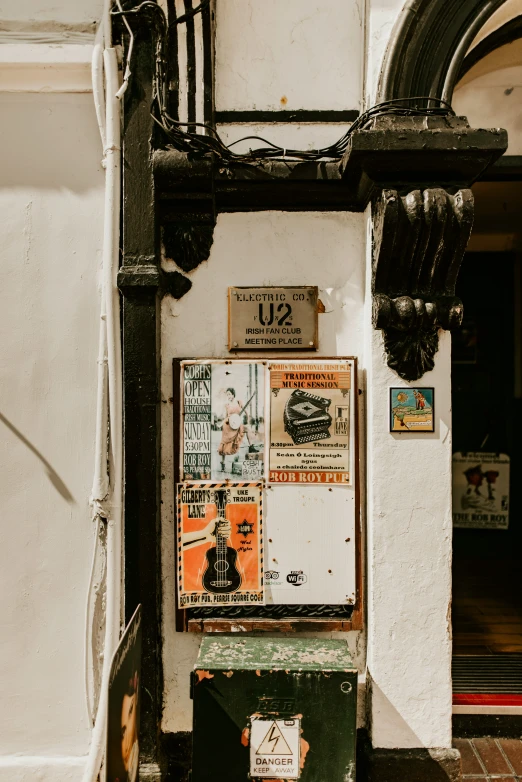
[228,286,318,351]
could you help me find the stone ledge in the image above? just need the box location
[153,115,507,214]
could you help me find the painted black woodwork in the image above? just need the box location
[379,0,508,103]
[154,116,506,215]
[373,0,512,379]
[154,113,507,380]
[359,113,505,380]
[372,186,474,380]
[162,224,215,273]
[120,25,163,775]
[188,603,354,620]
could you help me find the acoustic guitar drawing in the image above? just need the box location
[202,489,242,594]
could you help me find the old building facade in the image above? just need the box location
[1,1,521,780]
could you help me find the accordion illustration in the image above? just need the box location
[284,389,332,444]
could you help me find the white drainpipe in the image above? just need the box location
[82,4,124,777]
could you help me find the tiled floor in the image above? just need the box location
[454,737,522,779]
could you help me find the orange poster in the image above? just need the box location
[177,483,264,608]
[269,361,352,485]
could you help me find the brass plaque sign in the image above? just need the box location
[228,286,318,351]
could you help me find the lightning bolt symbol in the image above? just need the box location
[267,725,279,752]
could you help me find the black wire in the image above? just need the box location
[115,2,456,163]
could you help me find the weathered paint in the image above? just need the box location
[300,737,310,770]
[192,639,357,781]
[215,0,364,113]
[195,637,356,673]
[194,670,214,683]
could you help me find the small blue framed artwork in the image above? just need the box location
[390,387,435,433]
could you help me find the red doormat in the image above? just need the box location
[454,693,522,706]
[453,655,522,705]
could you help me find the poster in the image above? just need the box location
[181,361,265,481]
[268,361,352,484]
[107,605,142,782]
[177,482,264,607]
[453,452,510,529]
[389,387,434,432]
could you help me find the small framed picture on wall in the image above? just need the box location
[389,387,435,433]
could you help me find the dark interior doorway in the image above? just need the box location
[452,179,522,708]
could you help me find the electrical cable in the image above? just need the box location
[113,1,456,163]
[114,0,135,99]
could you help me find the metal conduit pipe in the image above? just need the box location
[82,5,124,775]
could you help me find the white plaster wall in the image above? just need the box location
[217,123,353,155]
[364,213,453,749]
[215,0,364,112]
[453,45,522,155]
[0,0,101,28]
[161,211,367,733]
[366,0,405,105]
[469,0,522,48]
[0,92,103,776]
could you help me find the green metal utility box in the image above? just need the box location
[191,637,357,782]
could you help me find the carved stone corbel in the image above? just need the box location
[372,187,474,381]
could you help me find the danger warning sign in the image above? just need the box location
[250,717,300,778]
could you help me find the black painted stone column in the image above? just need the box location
[119,26,163,780]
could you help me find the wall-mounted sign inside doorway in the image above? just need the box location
[452,452,510,529]
[228,286,318,351]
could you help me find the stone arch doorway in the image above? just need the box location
[451,3,522,727]
[378,0,508,103]
[378,0,522,730]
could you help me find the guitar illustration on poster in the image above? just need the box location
[201,488,242,594]
[177,483,264,608]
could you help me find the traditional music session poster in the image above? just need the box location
[177,482,264,607]
[268,360,352,484]
[452,452,510,530]
[181,360,265,481]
